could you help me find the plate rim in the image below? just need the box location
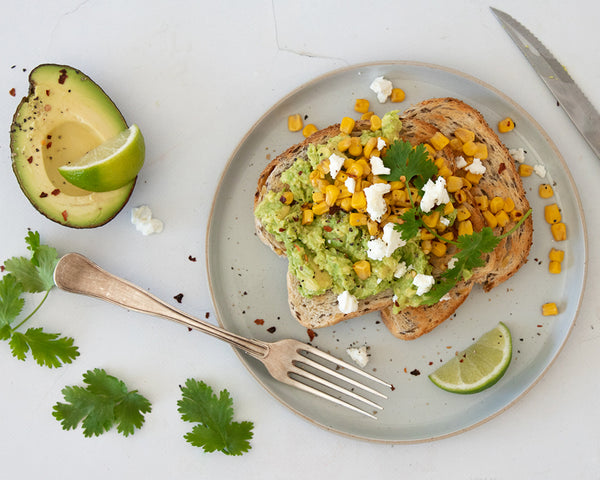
[205,60,589,443]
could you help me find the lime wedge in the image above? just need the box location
[429,322,512,394]
[58,124,145,192]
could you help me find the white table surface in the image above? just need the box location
[1,1,599,478]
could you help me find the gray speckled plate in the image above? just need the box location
[205,61,587,443]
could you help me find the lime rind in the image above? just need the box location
[429,322,512,394]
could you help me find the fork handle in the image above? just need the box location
[53,253,268,359]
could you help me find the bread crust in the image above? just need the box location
[254,98,533,339]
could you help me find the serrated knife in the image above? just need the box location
[490,7,600,160]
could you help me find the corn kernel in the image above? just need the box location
[288,113,303,132]
[454,189,467,203]
[454,128,475,144]
[441,231,454,242]
[312,191,325,203]
[483,210,498,228]
[449,138,463,151]
[354,98,370,114]
[361,111,374,120]
[549,248,565,262]
[474,142,488,160]
[279,192,294,205]
[423,211,440,228]
[316,159,330,175]
[549,261,562,274]
[351,191,367,210]
[446,176,463,193]
[302,209,314,225]
[390,88,406,102]
[356,158,371,176]
[348,137,363,157]
[420,229,435,240]
[510,210,524,222]
[325,184,340,206]
[431,241,447,257]
[421,239,432,254]
[456,205,471,222]
[370,115,382,131]
[390,180,405,190]
[551,222,567,241]
[498,117,515,133]
[475,195,489,211]
[353,260,371,280]
[544,204,561,224]
[302,124,318,138]
[465,171,482,185]
[349,212,368,226]
[312,201,329,216]
[503,197,515,213]
[430,132,450,150]
[438,166,453,178]
[423,143,436,158]
[458,220,474,236]
[462,140,478,156]
[316,178,330,193]
[339,197,353,211]
[542,302,558,316]
[539,184,554,199]
[443,202,455,215]
[367,220,379,236]
[519,164,533,177]
[489,196,505,214]
[340,117,355,135]
[346,161,364,178]
[363,137,378,158]
[337,137,352,153]
[495,210,510,227]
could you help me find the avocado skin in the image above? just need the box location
[10,64,136,228]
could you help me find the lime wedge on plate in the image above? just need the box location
[429,322,512,394]
[58,124,145,192]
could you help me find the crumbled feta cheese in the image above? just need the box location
[369,156,391,176]
[131,205,164,235]
[394,261,408,278]
[447,257,458,269]
[346,344,370,368]
[440,216,451,226]
[369,76,393,103]
[509,147,526,163]
[412,273,435,296]
[377,137,387,150]
[381,222,406,256]
[364,183,391,222]
[328,153,346,179]
[337,290,358,314]
[534,164,547,178]
[367,238,387,261]
[345,177,356,194]
[455,156,467,169]
[465,157,486,175]
[420,176,450,213]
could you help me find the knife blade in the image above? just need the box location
[490,7,600,159]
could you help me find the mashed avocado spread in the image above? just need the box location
[254,112,432,311]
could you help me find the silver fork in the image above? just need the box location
[53,253,392,419]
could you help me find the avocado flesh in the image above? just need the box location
[10,64,135,228]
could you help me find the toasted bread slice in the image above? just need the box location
[254,98,533,339]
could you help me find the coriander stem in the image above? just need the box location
[13,289,50,331]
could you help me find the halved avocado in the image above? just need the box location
[10,64,136,228]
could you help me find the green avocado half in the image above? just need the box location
[10,64,136,228]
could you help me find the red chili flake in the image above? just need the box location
[173,293,184,303]
[188,255,197,262]
[323,225,333,232]
[390,384,396,391]
[39,192,48,198]
[428,361,433,366]
[0,265,4,272]
[58,69,68,84]
[205,312,210,319]
[9,88,15,97]
[61,210,68,221]
[46,141,52,149]
[403,367,407,373]
[27,156,33,163]
[51,188,60,195]
[498,163,506,174]
[307,328,317,341]
[266,326,276,334]
[459,359,464,363]
[410,369,421,376]
[45,89,50,96]
[537,324,543,328]
[254,319,265,325]
[278,227,285,232]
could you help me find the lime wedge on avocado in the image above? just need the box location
[429,322,512,394]
[10,64,137,228]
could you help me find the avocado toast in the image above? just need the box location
[253,98,533,340]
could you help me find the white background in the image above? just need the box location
[1,1,599,478]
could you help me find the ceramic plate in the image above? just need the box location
[206,61,587,443]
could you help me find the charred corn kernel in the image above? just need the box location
[551,222,567,241]
[465,171,482,185]
[474,142,488,160]
[489,196,505,214]
[438,166,453,178]
[475,195,489,211]
[339,197,353,211]
[483,210,498,228]
[312,201,329,215]
[325,184,340,206]
[549,248,565,262]
[446,175,463,193]
[279,192,294,205]
[542,302,558,316]
[312,191,325,203]
[390,189,407,205]
[423,143,436,158]
[361,111,374,120]
[462,177,472,190]
[420,229,435,240]
[336,171,348,183]
[316,178,330,193]
[354,98,370,113]
[384,215,401,224]
[302,124,318,138]
[356,157,371,176]
[431,241,447,257]
[288,114,303,132]
[390,180,405,190]
[443,202,455,215]
[549,261,562,274]
[462,140,478,156]
[503,197,515,213]
[349,212,368,226]
[353,260,371,280]
[363,137,378,158]
[340,116,355,135]
[316,159,330,175]
[367,220,379,236]
[458,220,474,236]
[346,161,364,178]
[441,231,454,242]
[449,138,463,151]
[351,191,367,210]
[309,169,323,182]
[498,117,515,133]
[434,157,446,169]
[421,239,432,254]
[539,183,554,199]
[519,164,533,177]
[302,209,314,225]
[510,210,524,222]
[495,210,510,227]
[456,205,471,222]
[348,137,363,157]
[544,204,561,224]
[370,114,382,131]
[423,211,440,228]
[430,132,450,150]
[454,127,475,144]
[390,88,406,102]
[337,136,352,153]
[454,189,467,203]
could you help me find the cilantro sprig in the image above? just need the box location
[52,368,152,437]
[178,379,254,456]
[380,140,437,190]
[1,231,79,367]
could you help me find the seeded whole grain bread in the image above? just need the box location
[254,97,533,339]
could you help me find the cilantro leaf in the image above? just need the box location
[380,140,437,189]
[4,256,47,293]
[178,378,253,456]
[4,233,58,293]
[393,208,422,241]
[9,327,79,367]
[52,368,152,437]
[0,274,25,328]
